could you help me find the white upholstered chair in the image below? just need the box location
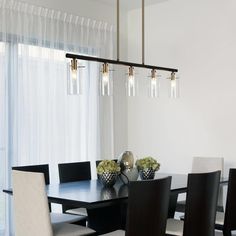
[12,164,87,225]
[191,156,224,174]
[12,170,95,236]
[176,156,224,212]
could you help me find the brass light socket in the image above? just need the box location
[128,66,134,77]
[102,63,109,74]
[71,58,78,71]
[170,72,176,80]
[151,69,157,79]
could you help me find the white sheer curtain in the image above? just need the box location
[0,0,114,235]
[0,42,7,236]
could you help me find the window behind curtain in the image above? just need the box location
[0,41,101,235]
[14,43,95,183]
[0,1,114,233]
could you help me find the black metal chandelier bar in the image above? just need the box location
[66,53,178,73]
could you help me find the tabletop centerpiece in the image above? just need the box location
[118,151,139,184]
[136,156,160,180]
[97,160,121,187]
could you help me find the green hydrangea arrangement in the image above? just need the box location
[135,156,160,171]
[97,160,121,175]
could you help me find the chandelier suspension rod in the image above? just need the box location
[117,0,120,61]
[66,0,178,73]
[142,0,145,65]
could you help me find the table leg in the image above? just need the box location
[86,192,179,233]
[87,203,123,234]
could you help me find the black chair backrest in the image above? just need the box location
[224,168,236,231]
[183,171,220,236]
[12,164,50,185]
[125,177,171,236]
[58,161,91,183]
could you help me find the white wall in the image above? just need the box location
[127,0,236,175]
[18,0,236,172]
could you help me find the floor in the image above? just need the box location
[215,231,236,236]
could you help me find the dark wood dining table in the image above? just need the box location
[3,173,228,234]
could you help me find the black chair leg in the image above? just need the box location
[223,229,232,236]
[87,204,122,234]
[168,192,178,218]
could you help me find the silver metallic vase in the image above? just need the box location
[118,151,138,184]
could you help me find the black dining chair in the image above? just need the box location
[58,161,91,184]
[166,171,220,236]
[101,176,172,236]
[58,161,91,218]
[12,164,50,185]
[215,168,236,236]
[12,164,86,225]
[176,157,224,213]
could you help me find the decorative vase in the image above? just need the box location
[118,151,139,184]
[120,168,139,184]
[139,168,155,180]
[98,172,118,187]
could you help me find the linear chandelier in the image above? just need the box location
[66,0,179,98]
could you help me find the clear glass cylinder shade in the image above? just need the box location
[100,64,112,96]
[169,76,180,98]
[126,67,137,97]
[67,61,82,95]
[148,77,160,98]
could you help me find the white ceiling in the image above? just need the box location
[97,0,169,10]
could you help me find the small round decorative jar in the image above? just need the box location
[98,172,118,187]
[139,168,155,180]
